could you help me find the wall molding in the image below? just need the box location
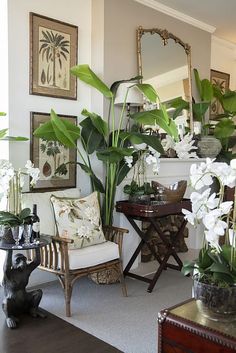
[134,0,216,34]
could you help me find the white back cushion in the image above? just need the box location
[22,188,81,236]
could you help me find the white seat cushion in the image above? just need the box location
[66,241,120,270]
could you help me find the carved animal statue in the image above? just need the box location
[2,249,46,328]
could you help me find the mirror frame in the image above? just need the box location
[137,26,193,132]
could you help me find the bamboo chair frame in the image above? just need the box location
[27,225,128,317]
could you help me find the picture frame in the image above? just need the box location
[210,69,230,120]
[30,12,78,100]
[30,112,77,191]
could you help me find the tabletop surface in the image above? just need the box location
[0,235,51,250]
[116,198,191,218]
[169,299,236,339]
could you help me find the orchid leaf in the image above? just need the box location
[70,64,113,99]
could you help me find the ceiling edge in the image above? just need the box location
[212,35,236,51]
[133,0,216,33]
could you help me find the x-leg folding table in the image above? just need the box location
[116,199,191,293]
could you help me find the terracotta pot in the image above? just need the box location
[193,279,236,322]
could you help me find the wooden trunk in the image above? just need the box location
[158,299,236,353]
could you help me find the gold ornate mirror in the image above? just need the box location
[137,26,193,132]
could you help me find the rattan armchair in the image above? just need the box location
[28,225,128,317]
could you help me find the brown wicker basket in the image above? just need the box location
[152,180,187,203]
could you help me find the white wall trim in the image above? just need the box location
[133,0,216,34]
[212,35,236,52]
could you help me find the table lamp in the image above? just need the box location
[114,82,143,129]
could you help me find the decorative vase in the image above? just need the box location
[197,136,222,158]
[193,279,236,322]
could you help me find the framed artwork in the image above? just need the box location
[30,112,77,191]
[30,13,78,100]
[210,69,230,120]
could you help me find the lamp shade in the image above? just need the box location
[114,82,143,106]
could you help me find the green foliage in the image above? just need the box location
[123,180,154,196]
[182,246,236,287]
[34,65,178,225]
[0,208,31,227]
[0,112,28,141]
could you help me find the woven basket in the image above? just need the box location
[152,180,187,203]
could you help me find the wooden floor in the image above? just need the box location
[0,307,123,353]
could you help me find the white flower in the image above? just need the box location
[204,230,221,251]
[174,134,198,159]
[83,206,99,225]
[133,143,147,150]
[0,159,14,195]
[182,208,196,226]
[203,209,228,235]
[230,159,236,170]
[190,163,213,190]
[145,154,156,165]
[124,155,133,168]
[25,160,40,186]
[161,135,175,152]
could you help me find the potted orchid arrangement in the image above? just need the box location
[0,159,40,218]
[182,158,236,320]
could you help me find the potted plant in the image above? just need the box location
[34,64,178,225]
[182,158,236,321]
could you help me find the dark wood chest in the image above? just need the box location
[158,299,236,353]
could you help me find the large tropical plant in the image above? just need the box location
[34,64,178,225]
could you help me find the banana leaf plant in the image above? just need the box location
[34,64,178,225]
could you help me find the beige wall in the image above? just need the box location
[103,0,211,98]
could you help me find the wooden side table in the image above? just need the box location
[158,299,236,353]
[116,199,191,292]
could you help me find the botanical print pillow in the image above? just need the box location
[50,192,106,250]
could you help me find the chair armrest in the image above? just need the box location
[102,225,128,255]
[51,235,74,244]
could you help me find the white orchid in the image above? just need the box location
[182,158,236,253]
[25,160,40,186]
[174,133,198,159]
[124,155,133,168]
[0,159,41,214]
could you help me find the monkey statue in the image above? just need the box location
[2,248,46,328]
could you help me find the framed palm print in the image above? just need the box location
[30,13,78,99]
[210,69,230,120]
[30,112,77,191]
